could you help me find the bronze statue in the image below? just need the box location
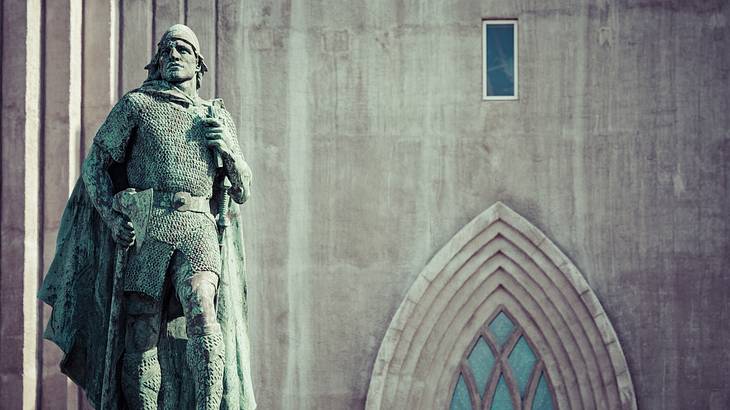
[39,24,256,410]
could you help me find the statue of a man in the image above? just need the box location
[39,25,256,410]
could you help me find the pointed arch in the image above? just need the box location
[365,202,636,410]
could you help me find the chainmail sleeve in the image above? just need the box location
[219,108,252,204]
[82,93,139,229]
[93,93,138,163]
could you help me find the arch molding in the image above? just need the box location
[365,202,636,410]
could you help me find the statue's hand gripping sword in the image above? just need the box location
[208,104,231,248]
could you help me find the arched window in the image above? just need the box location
[366,202,636,410]
[450,309,556,410]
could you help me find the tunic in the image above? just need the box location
[92,83,242,299]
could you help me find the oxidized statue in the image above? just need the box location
[39,25,256,410]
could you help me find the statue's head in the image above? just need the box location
[144,24,208,89]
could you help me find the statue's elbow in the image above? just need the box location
[81,150,97,187]
[228,185,249,205]
[81,145,109,189]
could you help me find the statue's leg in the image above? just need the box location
[171,251,224,410]
[122,292,163,409]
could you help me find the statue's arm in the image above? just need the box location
[219,110,252,204]
[82,145,122,227]
[81,95,137,243]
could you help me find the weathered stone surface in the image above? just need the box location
[0,0,41,408]
[1,0,728,409]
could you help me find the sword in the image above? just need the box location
[208,105,231,247]
[100,188,153,408]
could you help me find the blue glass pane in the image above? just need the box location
[488,312,515,346]
[450,374,473,410]
[507,336,538,397]
[467,337,495,398]
[485,24,515,96]
[531,373,555,410]
[489,375,515,410]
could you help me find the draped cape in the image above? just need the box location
[39,175,256,409]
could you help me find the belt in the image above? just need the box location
[153,191,212,213]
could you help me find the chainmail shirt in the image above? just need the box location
[93,88,229,299]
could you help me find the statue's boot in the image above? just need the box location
[122,348,162,409]
[187,331,225,410]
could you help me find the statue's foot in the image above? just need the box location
[122,348,162,409]
[187,331,225,410]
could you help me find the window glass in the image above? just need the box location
[467,336,495,397]
[507,337,538,397]
[488,311,515,346]
[483,21,517,99]
[532,373,555,410]
[450,374,473,410]
[489,375,514,410]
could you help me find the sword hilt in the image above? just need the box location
[208,105,225,169]
[208,105,230,242]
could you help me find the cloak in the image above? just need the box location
[38,137,256,409]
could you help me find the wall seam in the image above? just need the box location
[36,0,47,406]
[0,3,5,400]
[79,0,85,158]
[116,0,123,99]
[151,0,156,53]
[214,0,219,97]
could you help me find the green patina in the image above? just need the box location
[38,24,256,410]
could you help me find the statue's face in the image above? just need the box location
[159,39,199,84]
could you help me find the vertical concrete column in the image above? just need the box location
[185,0,217,99]
[40,0,82,408]
[216,0,244,126]
[153,0,185,43]
[0,0,42,408]
[283,2,314,408]
[82,0,118,154]
[120,0,152,94]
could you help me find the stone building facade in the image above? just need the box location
[0,0,728,409]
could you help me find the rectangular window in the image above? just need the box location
[483,20,518,100]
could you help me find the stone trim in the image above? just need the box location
[365,202,637,410]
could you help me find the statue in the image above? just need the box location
[39,25,256,410]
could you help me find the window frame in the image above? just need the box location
[482,19,519,101]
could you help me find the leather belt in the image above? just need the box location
[153,191,212,213]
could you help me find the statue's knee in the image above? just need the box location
[124,293,161,352]
[179,272,220,336]
[125,314,161,352]
[179,271,218,312]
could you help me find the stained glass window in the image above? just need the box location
[450,374,473,410]
[507,337,537,397]
[467,337,495,398]
[483,20,518,100]
[488,311,515,346]
[532,373,555,410]
[449,309,556,410]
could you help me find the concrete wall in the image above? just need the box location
[0,0,42,408]
[1,0,728,409]
[241,0,729,408]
